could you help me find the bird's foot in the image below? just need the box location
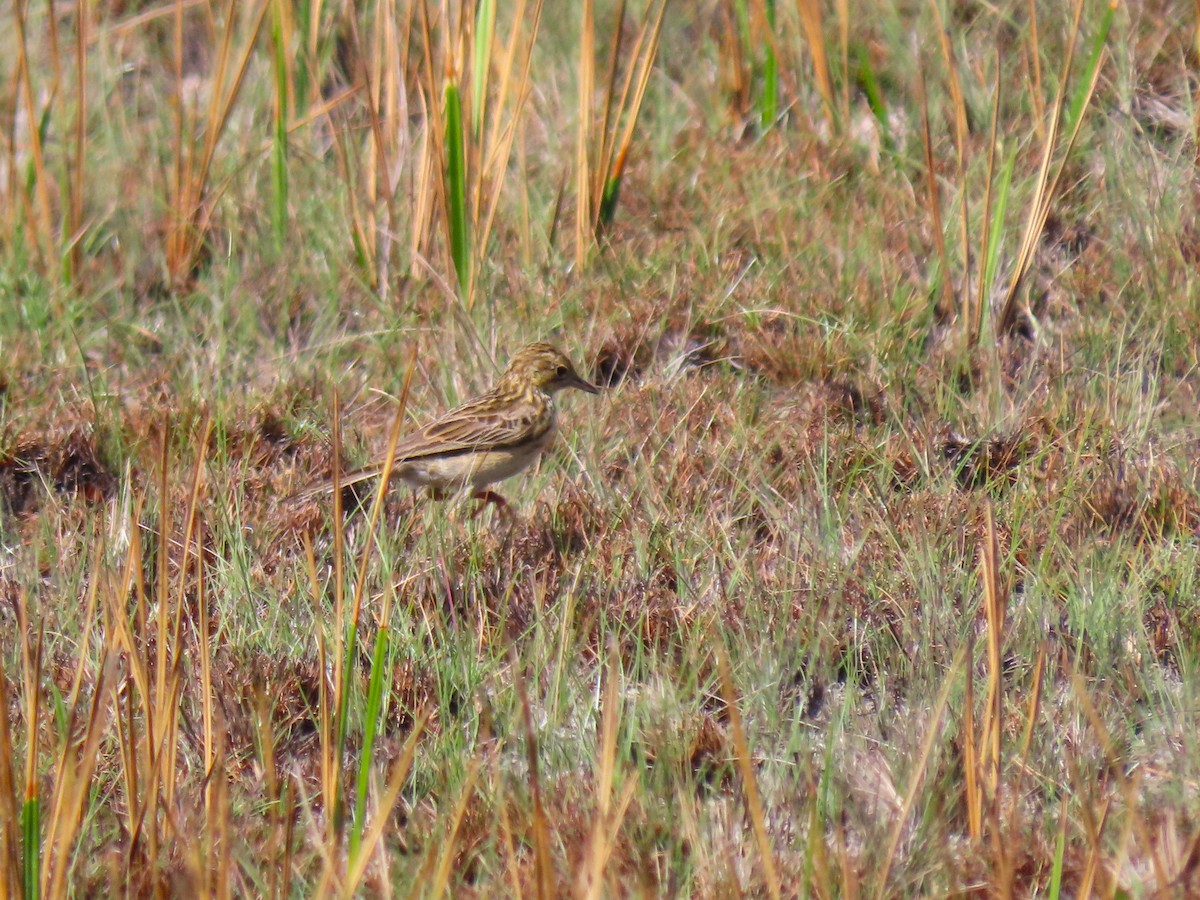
[470,490,512,522]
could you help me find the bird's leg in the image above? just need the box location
[470,490,511,521]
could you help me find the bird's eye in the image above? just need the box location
[555,365,568,378]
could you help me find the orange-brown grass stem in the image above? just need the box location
[515,656,554,900]
[717,644,780,900]
[874,644,967,898]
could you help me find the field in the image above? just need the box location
[1,0,1199,895]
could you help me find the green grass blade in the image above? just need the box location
[856,45,891,150]
[759,0,778,129]
[333,618,357,839]
[349,625,391,862]
[444,80,470,297]
[22,794,38,900]
[294,0,311,113]
[598,172,623,233]
[1064,0,1115,137]
[472,0,496,138]
[982,147,1016,295]
[269,0,289,248]
[1047,807,1067,899]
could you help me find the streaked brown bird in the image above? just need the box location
[299,342,598,511]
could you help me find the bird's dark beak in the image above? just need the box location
[572,372,600,394]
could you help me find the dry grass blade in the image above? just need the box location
[596,644,620,820]
[397,0,544,306]
[1195,1,1200,152]
[1009,645,1045,814]
[917,64,952,322]
[197,523,216,823]
[979,504,1005,809]
[979,503,1012,890]
[0,666,18,894]
[583,780,638,900]
[0,672,18,897]
[155,414,212,816]
[67,0,88,283]
[716,644,780,900]
[514,657,554,900]
[575,0,595,268]
[166,0,271,286]
[97,0,205,40]
[39,547,104,890]
[475,0,545,299]
[927,0,967,160]
[927,0,971,332]
[971,53,1004,346]
[997,0,1107,336]
[579,643,636,900]
[350,346,418,630]
[43,653,120,899]
[11,0,56,271]
[1025,0,1044,136]
[596,0,666,235]
[593,0,628,212]
[427,758,483,897]
[963,630,981,841]
[575,0,666,261]
[495,773,525,900]
[873,644,967,898]
[19,610,44,898]
[342,709,430,895]
[797,0,836,128]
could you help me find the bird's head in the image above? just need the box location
[501,343,599,396]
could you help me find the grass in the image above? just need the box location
[1,0,1199,895]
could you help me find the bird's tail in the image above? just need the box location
[289,465,387,502]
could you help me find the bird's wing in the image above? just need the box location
[392,393,551,460]
[288,394,550,501]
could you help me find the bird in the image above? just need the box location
[297,342,599,512]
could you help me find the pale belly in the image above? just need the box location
[395,431,553,494]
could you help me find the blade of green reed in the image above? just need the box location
[21,792,37,900]
[856,45,891,151]
[598,165,624,234]
[19,620,43,900]
[1064,0,1116,138]
[970,52,1003,347]
[759,0,778,130]
[444,79,470,297]
[342,347,417,861]
[472,0,496,139]
[1048,803,1068,899]
[982,148,1015,304]
[269,0,290,248]
[349,623,391,861]
[294,0,313,113]
[65,0,88,286]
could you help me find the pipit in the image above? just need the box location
[300,342,598,511]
